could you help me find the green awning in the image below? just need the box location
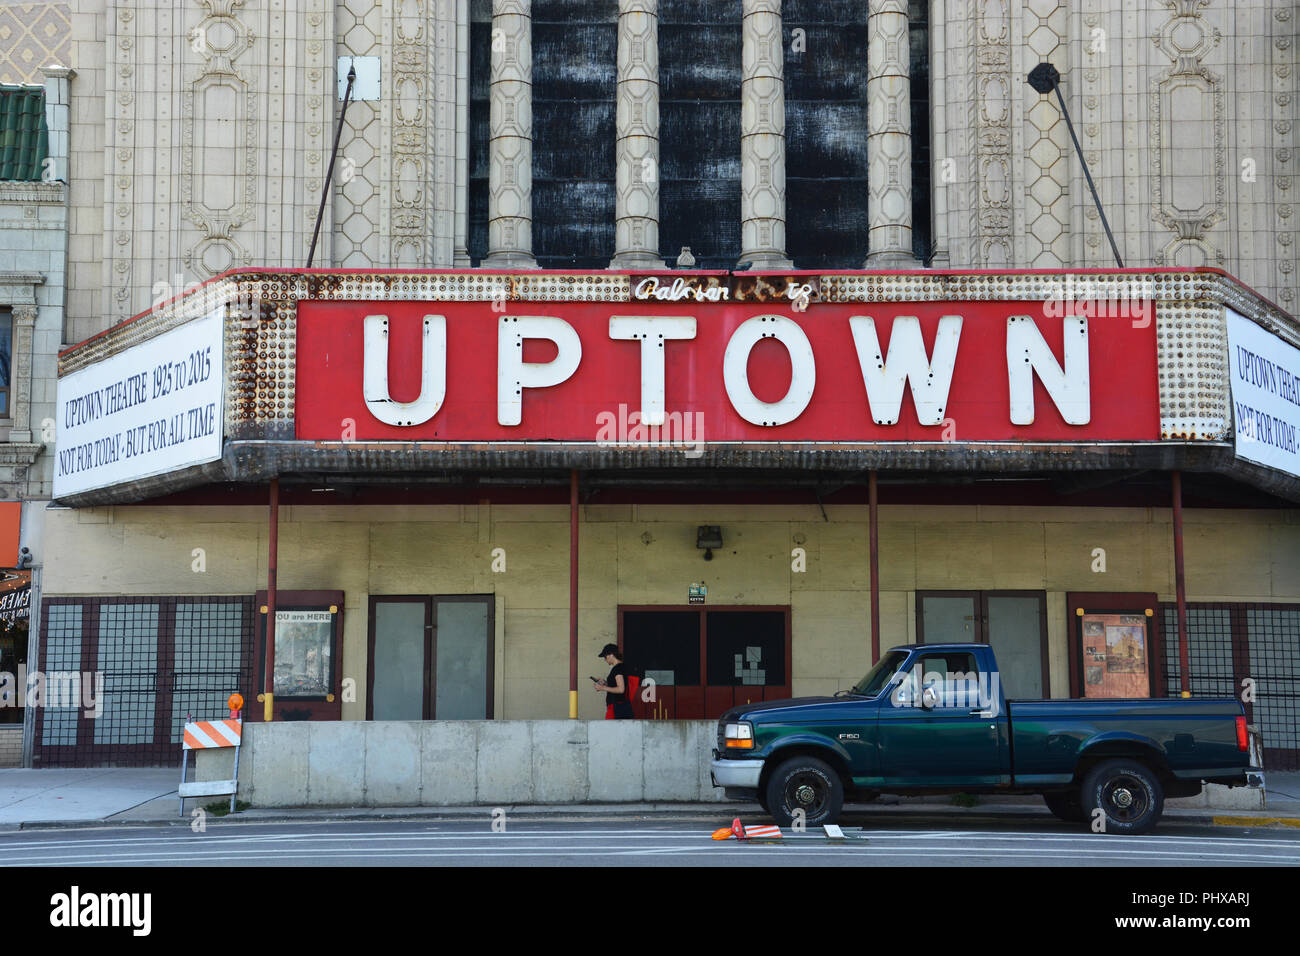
[0,86,48,182]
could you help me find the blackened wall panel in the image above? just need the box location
[468,5,491,265]
[909,0,931,263]
[532,4,617,268]
[658,0,742,269]
[783,0,869,269]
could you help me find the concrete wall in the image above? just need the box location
[194,719,726,807]
[193,718,1263,810]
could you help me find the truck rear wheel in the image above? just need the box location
[764,756,844,828]
[1043,789,1085,823]
[1080,759,1164,835]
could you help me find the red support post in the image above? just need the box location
[869,470,880,665]
[263,478,280,721]
[569,469,579,718]
[1172,471,1190,696]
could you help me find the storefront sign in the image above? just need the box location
[295,300,1159,443]
[0,584,30,623]
[1226,307,1300,478]
[54,309,224,497]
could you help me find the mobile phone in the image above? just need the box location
[589,676,599,682]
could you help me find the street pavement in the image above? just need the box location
[3,816,1298,866]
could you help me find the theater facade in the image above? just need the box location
[36,265,1300,770]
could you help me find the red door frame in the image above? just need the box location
[1065,592,1162,699]
[250,589,345,722]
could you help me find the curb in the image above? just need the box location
[1211,814,1300,829]
[8,802,1296,830]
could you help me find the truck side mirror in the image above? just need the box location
[921,684,940,710]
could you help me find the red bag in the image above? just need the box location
[624,672,641,718]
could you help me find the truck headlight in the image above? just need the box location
[724,722,754,749]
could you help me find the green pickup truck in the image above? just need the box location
[710,642,1264,834]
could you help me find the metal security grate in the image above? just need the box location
[93,602,160,747]
[1245,606,1300,766]
[35,597,254,767]
[1161,606,1236,699]
[39,604,82,747]
[1162,603,1300,771]
[171,601,251,744]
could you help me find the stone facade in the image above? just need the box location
[57,1,1300,338]
[0,66,71,503]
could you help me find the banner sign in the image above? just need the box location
[54,309,224,497]
[295,300,1160,444]
[1226,307,1300,478]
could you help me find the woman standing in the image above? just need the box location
[594,643,634,719]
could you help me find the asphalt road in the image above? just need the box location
[3,814,1299,866]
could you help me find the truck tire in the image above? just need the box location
[1080,759,1164,835]
[1043,789,1085,823]
[764,756,844,828]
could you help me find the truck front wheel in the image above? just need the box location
[764,756,844,828]
[1080,759,1164,835]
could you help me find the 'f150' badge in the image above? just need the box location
[838,733,860,740]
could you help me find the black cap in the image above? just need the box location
[597,643,620,658]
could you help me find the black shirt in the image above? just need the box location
[605,663,628,707]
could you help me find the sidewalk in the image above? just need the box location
[2,767,1297,829]
[0,768,178,825]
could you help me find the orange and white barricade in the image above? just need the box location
[179,715,243,816]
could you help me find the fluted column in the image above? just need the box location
[739,0,792,270]
[483,0,537,268]
[610,0,666,269]
[865,0,920,267]
[454,0,472,266]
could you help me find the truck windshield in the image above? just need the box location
[850,650,909,698]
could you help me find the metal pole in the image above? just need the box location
[1028,63,1123,269]
[869,470,880,664]
[569,470,579,718]
[1172,471,1191,697]
[1053,83,1123,268]
[264,478,280,721]
[306,64,356,269]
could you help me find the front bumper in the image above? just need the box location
[710,754,763,789]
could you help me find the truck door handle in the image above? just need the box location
[970,709,994,718]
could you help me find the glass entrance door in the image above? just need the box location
[918,591,1049,699]
[368,595,494,720]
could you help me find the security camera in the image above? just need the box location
[17,547,32,569]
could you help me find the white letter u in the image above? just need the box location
[362,314,446,426]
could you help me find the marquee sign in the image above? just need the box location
[54,308,225,498]
[1226,306,1300,478]
[294,299,1160,444]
